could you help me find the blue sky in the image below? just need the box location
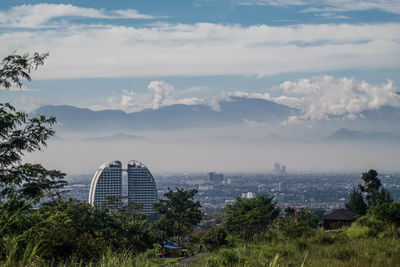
[1,0,400,123]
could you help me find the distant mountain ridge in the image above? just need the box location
[325,128,400,142]
[83,133,146,142]
[34,97,297,131]
[34,98,400,133]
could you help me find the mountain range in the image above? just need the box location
[324,128,400,142]
[33,97,400,139]
[34,97,297,131]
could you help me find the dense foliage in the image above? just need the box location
[153,188,202,243]
[224,195,280,241]
[346,169,393,215]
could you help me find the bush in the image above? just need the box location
[263,230,281,242]
[275,218,315,239]
[220,250,239,265]
[346,215,384,238]
[202,226,228,250]
[312,230,347,245]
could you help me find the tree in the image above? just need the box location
[153,188,202,243]
[0,53,66,203]
[224,194,280,241]
[0,52,48,89]
[296,207,320,228]
[201,226,227,250]
[358,169,392,207]
[275,207,317,239]
[345,188,367,215]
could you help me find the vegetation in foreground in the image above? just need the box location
[188,230,400,267]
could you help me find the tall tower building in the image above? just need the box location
[274,162,281,173]
[127,160,157,216]
[88,161,122,211]
[88,160,157,216]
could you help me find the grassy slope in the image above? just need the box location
[1,231,399,266]
[185,231,400,267]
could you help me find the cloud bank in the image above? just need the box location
[92,76,400,124]
[1,21,399,79]
[233,0,400,14]
[232,75,400,123]
[0,4,156,28]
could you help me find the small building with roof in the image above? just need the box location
[323,208,359,230]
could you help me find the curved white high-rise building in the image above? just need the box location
[88,161,123,210]
[88,160,157,216]
[127,160,157,215]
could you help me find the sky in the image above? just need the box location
[1,1,400,174]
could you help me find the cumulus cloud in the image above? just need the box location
[0,4,156,28]
[226,76,400,123]
[91,89,152,113]
[275,76,400,122]
[147,81,221,111]
[147,81,174,109]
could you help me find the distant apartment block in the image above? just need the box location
[88,161,122,211]
[89,160,157,216]
[127,160,158,215]
[273,162,286,175]
[208,171,224,184]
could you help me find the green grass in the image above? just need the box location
[0,230,399,266]
[184,231,400,267]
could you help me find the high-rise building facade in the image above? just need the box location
[88,161,122,210]
[127,160,157,216]
[88,160,157,216]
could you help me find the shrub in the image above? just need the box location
[275,218,315,239]
[346,215,384,238]
[202,226,228,250]
[220,250,239,265]
[312,230,347,245]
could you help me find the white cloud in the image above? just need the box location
[1,85,36,91]
[1,22,398,79]
[227,91,272,101]
[275,76,400,122]
[233,0,400,14]
[91,89,152,113]
[147,81,221,111]
[234,0,306,6]
[0,4,156,28]
[147,81,174,109]
[227,76,400,123]
[317,12,350,20]
[107,89,139,112]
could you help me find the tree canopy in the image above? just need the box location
[0,52,48,89]
[153,188,202,243]
[358,169,392,207]
[345,188,368,215]
[224,194,280,241]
